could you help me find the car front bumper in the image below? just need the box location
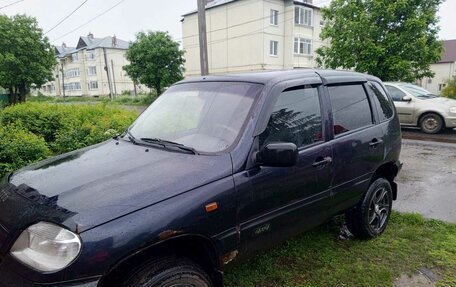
[0,256,100,287]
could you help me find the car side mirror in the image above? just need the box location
[257,143,298,167]
[402,95,412,102]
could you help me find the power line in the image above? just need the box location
[51,0,126,43]
[44,0,89,35]
[0,0,23,10]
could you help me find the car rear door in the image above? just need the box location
[234,81,333,255]
[324,81,384,214]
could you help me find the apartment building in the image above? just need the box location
[41,34,144,97]
[182,0,326,76]
[420,39,456,94]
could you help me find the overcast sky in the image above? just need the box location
[1,0,455,47]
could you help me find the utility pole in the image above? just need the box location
[60,61,66,99]
[103,48,113,99]
[111,59,117,97]
[197,0,209,76]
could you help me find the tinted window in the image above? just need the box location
[385,85,406,101]
[369,82,394,121]
[260,85,323,148]
[328,84,373,135]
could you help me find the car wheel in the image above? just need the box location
[345,178,393,239]
[419,113,443,134]
[123,257,213,287]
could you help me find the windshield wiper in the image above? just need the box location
[140,138,199,155]
[126,129,138,144]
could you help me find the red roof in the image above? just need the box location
[439,39,456,63]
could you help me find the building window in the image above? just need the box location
[270,40,278,56]
[320,20,325,27]
[439,83,447,91]
[65,68,80,78]
[86,51,96,61]
[294,37,312,55]
[427,78,432,84]
[71,53,79,62]
[295,7,313,26]
[89,81,98,90]
[270,9,278,26]
[64,82,81,91]
[88,66,97,75]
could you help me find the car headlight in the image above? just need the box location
[450,107,456,114]
[10,222,81,272]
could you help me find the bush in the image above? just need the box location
[0,103,138,174]
[441,76,456,99]
[0,125,50,176]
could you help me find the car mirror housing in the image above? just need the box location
[402,95,412,102]
[257,143,298,167]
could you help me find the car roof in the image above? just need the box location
[178,69,382,86]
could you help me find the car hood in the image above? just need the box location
[2,140,233,233]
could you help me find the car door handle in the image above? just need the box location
[369,138,384,147]
[312,156,333,167]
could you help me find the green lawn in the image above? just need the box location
[225,212,456,287]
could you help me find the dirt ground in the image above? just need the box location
[394,139,456,223]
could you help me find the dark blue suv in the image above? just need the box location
[0,70,402,287]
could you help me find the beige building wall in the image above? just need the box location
[182,0,326,76]
[421,62,456,95]
[41,48,146,97]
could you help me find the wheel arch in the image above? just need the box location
[98,234,224,287]
[371,162,399,200]
[416,111,446,128]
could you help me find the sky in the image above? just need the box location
[0,0,455,47]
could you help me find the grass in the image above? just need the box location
[224,212,456,287]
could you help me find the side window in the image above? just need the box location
[385,85,406,101]
[328,84,373,136]
[260,85,323,148]
[369,82,394,122]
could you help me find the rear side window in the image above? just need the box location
[385,85,406,101]
[260,85,323,148]
[368,82,394,122]
[328,84,373,136]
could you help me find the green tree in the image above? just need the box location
[0,15,56,104]
[124,31,185,95]
[441,76,456,99]
[316,0,443,82]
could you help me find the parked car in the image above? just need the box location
[0,70,402,287]
[384,82,456,134]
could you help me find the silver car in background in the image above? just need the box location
[384,82,456,134]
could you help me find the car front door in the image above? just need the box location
[234,83,333,255]
[385,85,415,124]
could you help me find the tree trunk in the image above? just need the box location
[155,80,162,96]
[18,83,27,103]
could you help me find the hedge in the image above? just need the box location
[0,103,138,177]
[0,125,50,176]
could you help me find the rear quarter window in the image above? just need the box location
[368,82,394,122]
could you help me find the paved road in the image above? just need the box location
[401,127,456,144]
[394,139,456,223]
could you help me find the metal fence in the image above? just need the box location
[0,94,8,104]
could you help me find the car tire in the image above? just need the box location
[345,178,393,239]
[419,113,443,134]
[122,257,213,287]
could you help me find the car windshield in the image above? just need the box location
[128,81,263,153]
[398,83,438,99]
